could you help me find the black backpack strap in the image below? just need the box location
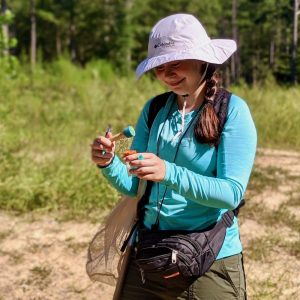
[147,91,173,129]
[121,92,172,252]
[232,199,245,216]
[136,181,153,225]
[213,88,232,145]
[148,88,231,138]
[136,91,172,224]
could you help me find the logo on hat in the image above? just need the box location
[153,38,175,49]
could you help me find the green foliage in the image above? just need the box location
[84,59,115,81]
[232,84,300,150]
[6,0,300,84]
[0,9,14,23]
[0,9,19,78]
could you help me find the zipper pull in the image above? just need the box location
[139,267,145,284]
[171,250,178,264]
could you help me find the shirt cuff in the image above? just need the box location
[161,160,175,186]
[97,155,116,170]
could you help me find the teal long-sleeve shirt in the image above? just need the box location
[101,93,257,259]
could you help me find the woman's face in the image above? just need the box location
[154,59,205,95]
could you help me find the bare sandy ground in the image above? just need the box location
[0,148,299,300]
[240,149,300,299]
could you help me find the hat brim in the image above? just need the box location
[136,39,236,79]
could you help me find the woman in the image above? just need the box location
[91,13,257,300]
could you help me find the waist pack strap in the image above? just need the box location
[122,200,244,253]
[197,211,234,257]
[222,210,235,228]
[232,199,245,217]
[203,203,245,257]
[220,199,245,228]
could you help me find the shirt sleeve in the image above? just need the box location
[161,96,257,210]
[101,99,152,196]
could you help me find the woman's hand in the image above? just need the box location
[124,153,166,182]
[90,132,115,167]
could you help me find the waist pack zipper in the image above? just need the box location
[159,240,197,257]
[138,249,191,283]
[138,245,192,265]
[172,249,178,263]
[177,251,192,265]
[164,246,192,265]
[139,267,145,284]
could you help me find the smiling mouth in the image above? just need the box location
[166,78,185,87]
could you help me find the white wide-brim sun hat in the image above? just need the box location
[136,14,237,79]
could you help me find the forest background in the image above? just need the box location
[1,0,300,84]
[0,1,300,299]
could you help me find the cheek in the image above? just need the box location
[155,71,165,82]
[154,69,160,77]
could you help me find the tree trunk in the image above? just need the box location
[30,0,36,71]
[231,0,238,83]
[270,38,275,70]
[291,0,299,84]
[56,28,61,57]
[69,4,77,62]
[124,0,133,74]
[69,22,76,61]
[223,65,231,88]
[1,0,9,56]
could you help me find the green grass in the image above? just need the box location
[27,265,53,289]
[245,235,281,261]
[232,84,300,151]
[1,59,300,214]
[246,166,284,196]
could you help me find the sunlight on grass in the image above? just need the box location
[1,59,300,214]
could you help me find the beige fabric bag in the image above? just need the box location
[86,180,146,295]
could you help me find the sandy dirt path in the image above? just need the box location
[0,148,299,300]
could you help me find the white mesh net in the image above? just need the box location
[86,180,146,286]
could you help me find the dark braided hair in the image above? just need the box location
[194,64,220,146]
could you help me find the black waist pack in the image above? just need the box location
[134,210,235,282]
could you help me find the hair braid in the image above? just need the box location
[194,64,220,146]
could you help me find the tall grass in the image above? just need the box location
[0,59,299,214]
[232,82,300,151]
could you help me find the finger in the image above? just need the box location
[129,159,153,167]
[92,157,111,165]
[91,145,114,153]
[92,137,103,147]
[138,174,161,182]
[129,166,154,176]
[91,141,115,151]
[91,144,104,150]
[105,132,116,149]
[133,169,163,182]
[92,150,114,159]
[95,136,114,148]
[91,141,104,151]
[125,152,153,162]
